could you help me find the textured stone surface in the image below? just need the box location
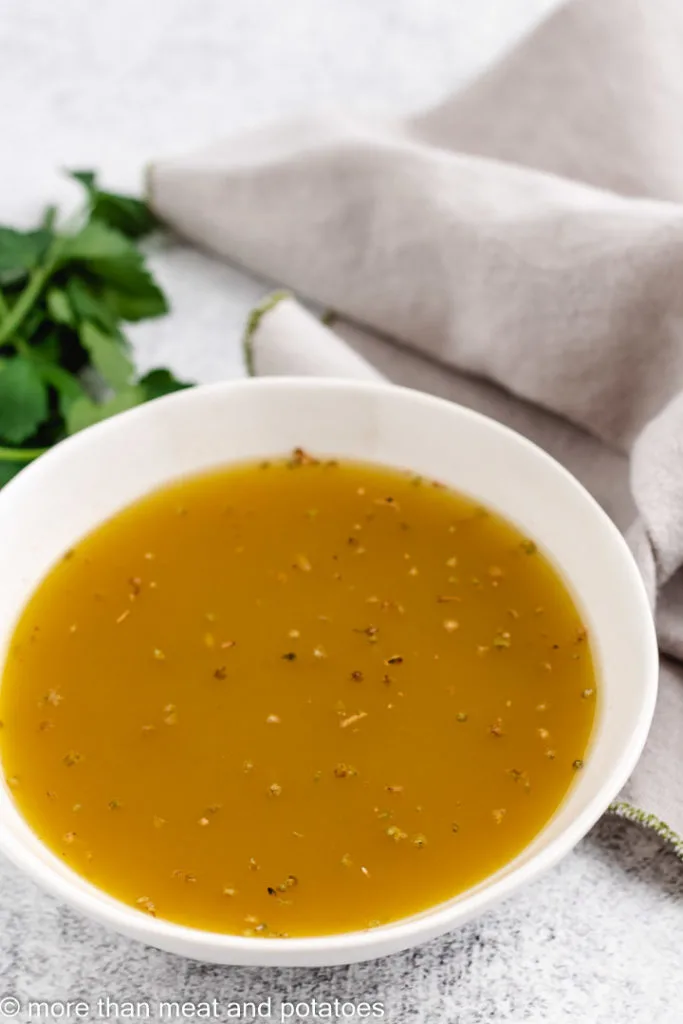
[1,820,682,1022]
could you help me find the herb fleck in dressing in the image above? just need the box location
[0,455,596,937]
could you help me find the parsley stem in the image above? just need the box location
[42,205,57,231]
[0,446,47,463]
[0,298,30,354]
[0,239,62,349]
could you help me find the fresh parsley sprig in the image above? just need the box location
[0,170,191,486]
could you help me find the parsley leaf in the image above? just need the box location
[69,169,159,240]
[62,222,168,322]
[61,220,135,262]
[37,363,86,415]
[78,322,135,391]
[0,357,49,444]
[65,276,120,332]
[65,387,145,435]
[0,462,22,487]
[0,227,53,285]
[99,272,168,322]
[46,288,73,325]
[70,171,96,190]
[139,368,193,401]
[0,169,192,483]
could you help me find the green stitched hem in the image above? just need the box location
[321,308,338,327]
[242,290,291,376]
[608,800,683,858]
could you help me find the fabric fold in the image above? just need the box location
[148,0,683,851]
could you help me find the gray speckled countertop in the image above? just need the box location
[1,1,682,1020]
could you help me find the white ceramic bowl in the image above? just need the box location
[0,378,657,966]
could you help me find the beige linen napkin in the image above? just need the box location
[149,0,683,853]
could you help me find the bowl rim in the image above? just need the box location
[0,376,659,963]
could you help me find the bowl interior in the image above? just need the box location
[0,378,657,964]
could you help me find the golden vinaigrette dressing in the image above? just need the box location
[0,453,596,937]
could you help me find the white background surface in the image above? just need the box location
[1,0,559,385]
[1,2,683,1021]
